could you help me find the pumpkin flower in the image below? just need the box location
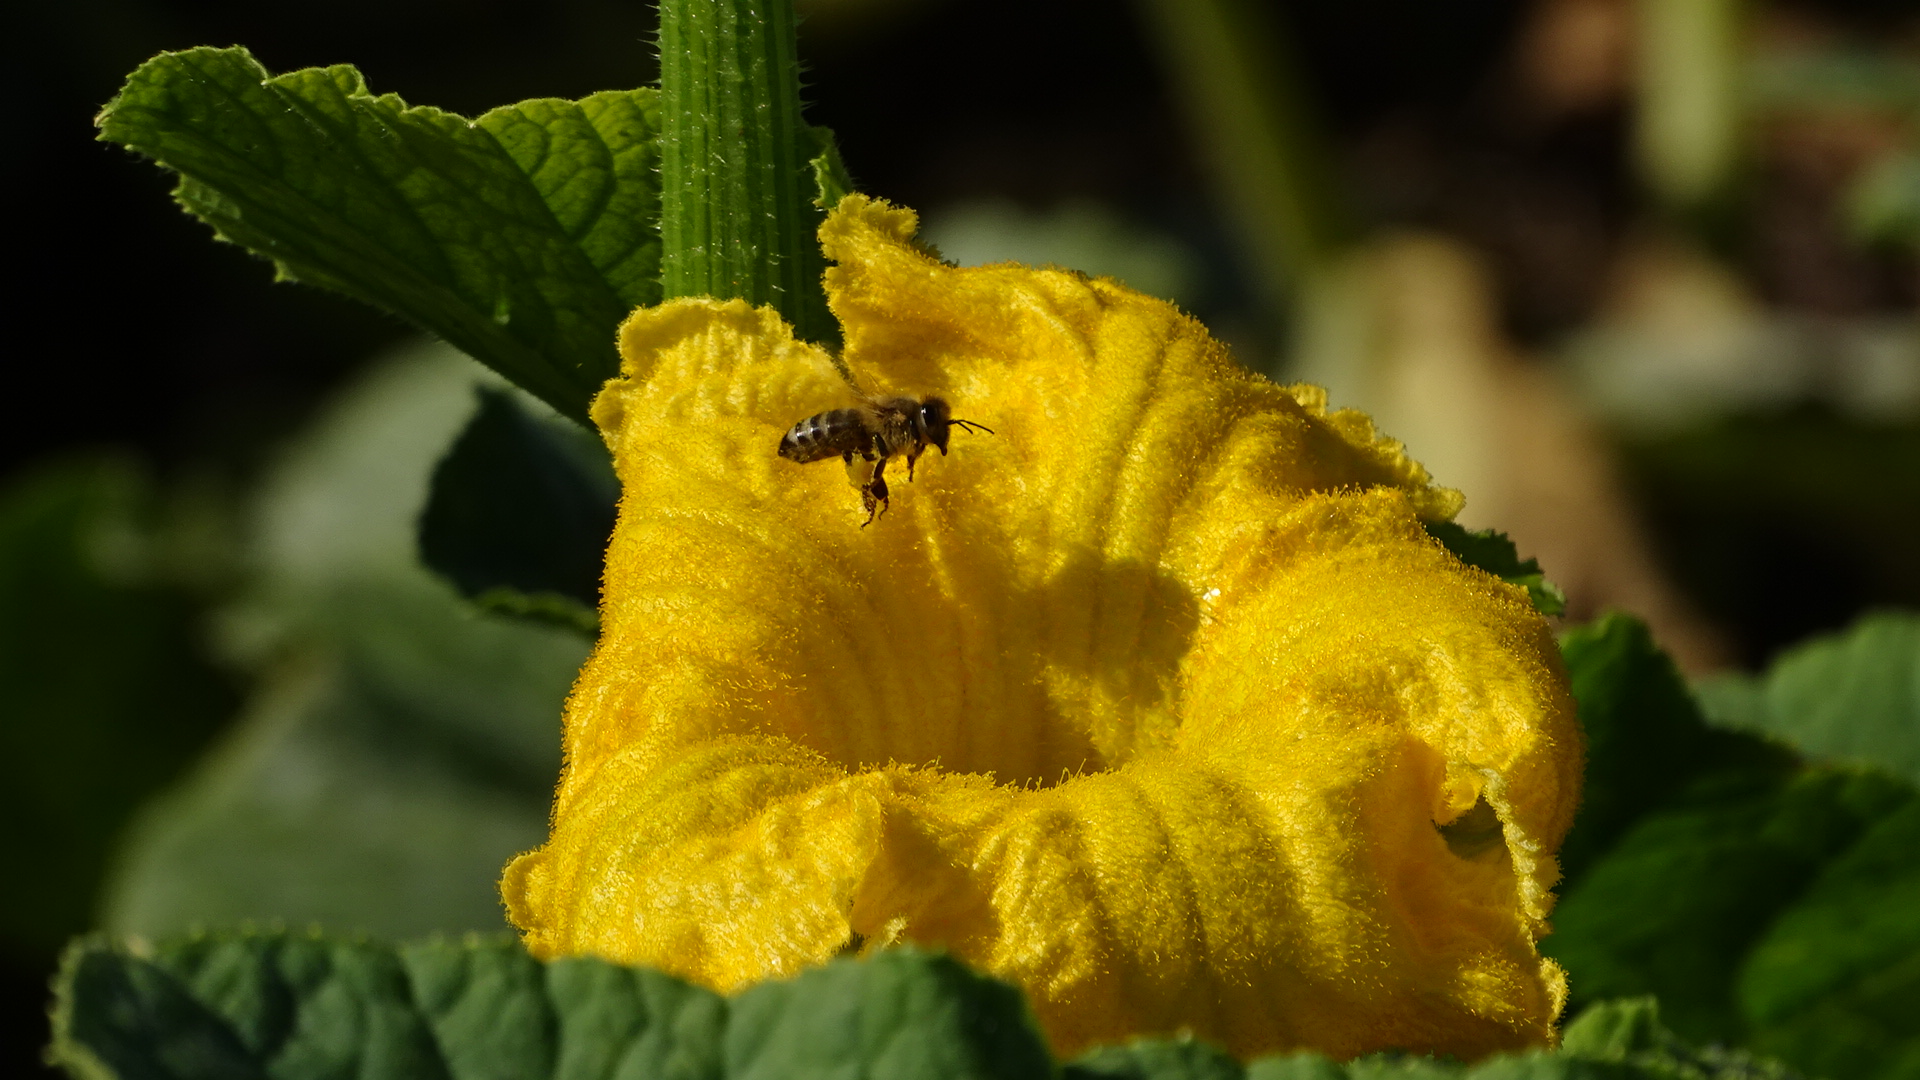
[503,195,1584,1061]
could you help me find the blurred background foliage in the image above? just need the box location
[6,0,1916,1074]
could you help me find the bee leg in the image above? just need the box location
[905,449,920,482]
[861,458,892,528]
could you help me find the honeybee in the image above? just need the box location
[778,395,993,525]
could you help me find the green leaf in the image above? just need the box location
[50,936,1051,1080]
[1738,799,1920,1080]
[101,646,567,941]
[726,948,1052,1079]
[1064,1000,1809,1080]
[418,387,616,625]
[1559,998,1671,1061]
[657,0,836,344]
[0,456,236,958]
[1696,611,1920,788]
[807,126,856,211]
[1243,1054,1349,1080]
[53,929,1819,1080]
[1333,1060,1466,1080]
[51,934,719,1080]
[1558,999,1803,1080]
[1553,616,1920,1079]
[471,588,601,638]
[1068,1035,1246,1079]
[96,47,662,423]
[1545,765,1915,1045]
[100,346,588,942]
[1425,521,1566,617]
[1555,614,1785,885]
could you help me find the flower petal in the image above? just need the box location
[504,197,1583,1061]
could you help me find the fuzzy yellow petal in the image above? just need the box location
[504,195,1583,1061]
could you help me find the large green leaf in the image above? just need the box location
[53,931,1807,1080]
[1697,611,1920,787]
[100,644,565,941]
[417,387,616,633]
[724,944,1051,1079]
[1554,613,1786,885]
[1058,998,1801,1080]
[1738,799,1920,1080]
[49,936,1052,1080]
[1687,609,1920,1080]
[96,47,662,423]
[1550,611,1920,1080]
[0,458,236,959]
[1545,765,1914,1044]
[99,345,587,942]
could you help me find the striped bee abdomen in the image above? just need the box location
[778,408,874,463]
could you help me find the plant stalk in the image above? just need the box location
[657,0,834,342]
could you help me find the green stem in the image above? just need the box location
[657,0,834,343]
[1135,0,1356,324]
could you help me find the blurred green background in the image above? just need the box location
[6,0,1916,1074]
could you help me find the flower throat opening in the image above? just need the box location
[773,554,1199,792]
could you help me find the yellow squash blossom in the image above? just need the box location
[503,195,1584,1061]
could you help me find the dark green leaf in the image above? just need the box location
[727,948,1052,1079]
[1556,999,1802,1080]
[1738,799,1920,1080]
[0,457,236,958]
[1696,611,1920,787]
[1545,766,1914,1045]
[97,47,661,423]
[1068,1035,1246,1079]
[54,943,265,1080]
[51,933,717,1080]
[1335,1059,1466,1080]
[472,589,601,638]
[102,647,565,942]
[1244,1053,1348,1080]
[418,387,616,624]
[100,347,588,942]
[1554,614,1920,1079]
[50,936,1050,1080]
[1233,1001,1803,1080]
[1555,614,1786,885]
[53,928,1819,1080]
[1425,521,1566,617]
[533,949,727,1080]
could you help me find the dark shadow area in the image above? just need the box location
[1623,408,1920,668]
[1024,549,1204,761]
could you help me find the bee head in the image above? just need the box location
[919,397,954,455]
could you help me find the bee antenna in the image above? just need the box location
[951,418,994,435]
